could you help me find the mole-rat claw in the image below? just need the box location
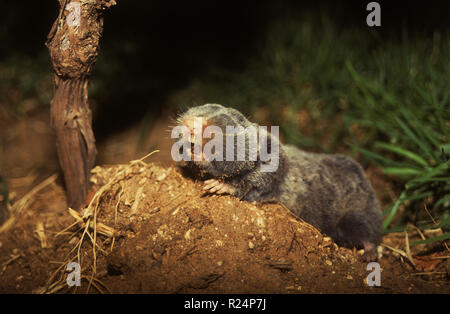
[203,179,236,195]
[360,242,378,262]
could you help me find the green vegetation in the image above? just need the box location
[0,53,53,118]
[173,12,450,239]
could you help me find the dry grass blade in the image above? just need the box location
[404,230,416,267]
[82,274,111,294]
[10,174,57,212]
[130,186,144,215]
[68,208,117,238]
[111,187,123,252]
[35,222,48,248]
[44,281,67,294]
[381,243,408,258]
[0,174,57,234]
[428,256,450,260]
[1,254,21,274]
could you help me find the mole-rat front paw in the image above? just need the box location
[203,179,236,196]
[360,241,378,262]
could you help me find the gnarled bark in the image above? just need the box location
[46,0,116,209]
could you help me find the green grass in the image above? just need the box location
[0,53,53,118]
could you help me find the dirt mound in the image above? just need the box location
[0,154,449,293]
[70,156,354,293]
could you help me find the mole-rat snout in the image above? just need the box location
[181,116,209,142]
[178,116,211,161]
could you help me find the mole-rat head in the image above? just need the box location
[173,104,256,178]
[177,103,251,131]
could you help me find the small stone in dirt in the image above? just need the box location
[156,173,167,181]
[185,229,193,240]
[377,246,383,259]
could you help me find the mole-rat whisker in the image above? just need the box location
[169,115,181,123]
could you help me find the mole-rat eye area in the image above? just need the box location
[183,104,225,119]
[225,107,248,124]
[203,104,225,111]
[209,113,237,129]
[177,141,195,156]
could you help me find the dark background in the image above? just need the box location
[1,0,449,138]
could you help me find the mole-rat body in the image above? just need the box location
[175,104,382,261]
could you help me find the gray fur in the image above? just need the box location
[177,104,382,260]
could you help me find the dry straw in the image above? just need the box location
[0,174,57,234]
[42,150,159,294]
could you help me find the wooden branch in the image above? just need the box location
[46,0,117,209]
